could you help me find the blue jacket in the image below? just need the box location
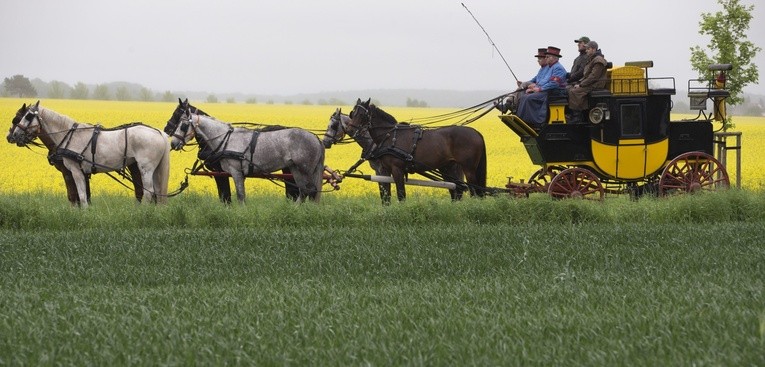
[529,65,550,85]
[538,60,567,91]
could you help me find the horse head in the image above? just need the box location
[347,98,374,139]
[164,98,191,135]
[9,101,42,146]
[322,108,348,148]
[169,103,196,150]
[7,103,27,144]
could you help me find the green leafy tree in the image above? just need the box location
[206,94,219,103]
[70,82,89,100]
[3,74,37,97]
[690,0,760,106]
[48,80,67,99]
[93,84,110,100]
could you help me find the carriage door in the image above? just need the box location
[613,100,652,179]
[592,98,657,180]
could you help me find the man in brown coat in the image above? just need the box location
[567,41,608,121]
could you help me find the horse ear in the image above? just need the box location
[34,100,40,108]
[365,98,371,105]
[356,98,361,105]
[178,98,183,104]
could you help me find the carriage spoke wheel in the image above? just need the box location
[548,168,604,200]
[659,152,729,196]
[528,165,566,190]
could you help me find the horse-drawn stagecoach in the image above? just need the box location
[498,61,733,199]
[6,62,735,205]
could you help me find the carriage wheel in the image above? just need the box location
[658,152,729,196]
[548,167,605,200]
[528,165,566,190]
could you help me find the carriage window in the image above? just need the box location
[620,104,642,136]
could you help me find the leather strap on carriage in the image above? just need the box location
[86,125,101,173]
[247,130,262,173]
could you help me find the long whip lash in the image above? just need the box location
[461,2,519,83]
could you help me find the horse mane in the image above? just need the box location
[370,104,398,125]
[40,107,82,129]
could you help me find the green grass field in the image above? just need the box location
[1,191,763,365]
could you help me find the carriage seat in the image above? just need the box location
[549,95,568,105]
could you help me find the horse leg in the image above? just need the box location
[214,176,232,204]
[439,165,464,201]
[127,162,144,203]
[58,166,80,206]
[375,165,392,205]
[65,164,90,208]
[391,167,407,202]
[138,166,159,203]
[230,172,247,204]
[282,168,300,202]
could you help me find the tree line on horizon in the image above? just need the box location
[0,75,430,109]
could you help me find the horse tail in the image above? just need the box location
[472,132,488,197]
[310,139,326,202]
[476,143,488,197]
[155,135,172,204]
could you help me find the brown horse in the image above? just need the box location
[346,98,487,203]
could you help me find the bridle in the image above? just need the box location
[171,109,197,148]
[323,112,347,145]
[347,103,372,139]
[11,106,42,144]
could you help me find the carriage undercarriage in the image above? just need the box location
[504,150,731,200]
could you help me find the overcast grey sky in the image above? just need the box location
[2,0,763,96]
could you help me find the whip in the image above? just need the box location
[461,2,519,83]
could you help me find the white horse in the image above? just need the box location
[169,106,325,203]
[9,101,171,207]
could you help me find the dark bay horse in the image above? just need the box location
[7,103,146,206]
[164,99,301,203]
[9,101,171,207]
[346,98,487,202]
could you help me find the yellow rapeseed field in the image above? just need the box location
[1,98,762,201]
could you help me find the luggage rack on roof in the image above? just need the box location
[687,64,733,110]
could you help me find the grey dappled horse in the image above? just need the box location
[164,98,302,203]
[9,101,171,207]
[169,105,325,203]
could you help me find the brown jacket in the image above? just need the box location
[579,53,608,89]
[568,53,608,110]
